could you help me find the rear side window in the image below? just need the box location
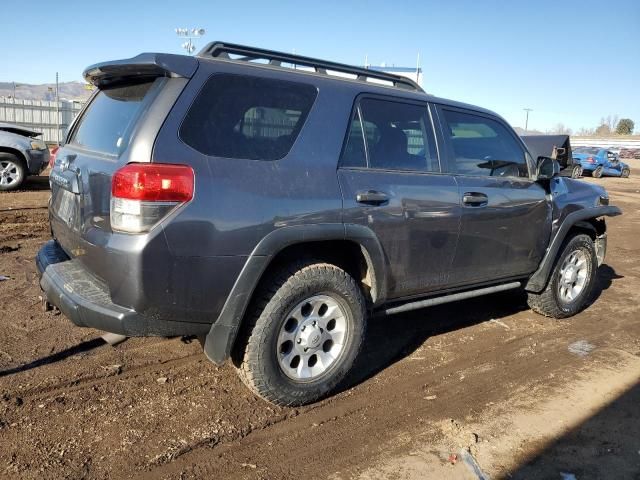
[180,75,317,160]
[70,79,159,156]
[341,98,439,172]
[441,109,528,178]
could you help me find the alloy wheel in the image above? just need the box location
[276,294,348,381]
[557,250,588,303]
[0,160,21,187]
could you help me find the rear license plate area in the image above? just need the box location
[53,189,79,226]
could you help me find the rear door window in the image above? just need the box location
[341,97,439,172]
[180,74,317,160]
[70,79,160,156]
[441,109,528,178]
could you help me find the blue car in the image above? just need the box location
[573,147,631,178]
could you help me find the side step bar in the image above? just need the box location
[382,282,522,316]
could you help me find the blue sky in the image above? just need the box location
[2,0,638,132]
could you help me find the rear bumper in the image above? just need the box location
[36,239,210,336]
[26,149,50,175]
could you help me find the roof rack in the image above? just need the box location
[197,41,424,93]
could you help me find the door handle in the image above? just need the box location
[462,192,488,207]
[356,190,389,205]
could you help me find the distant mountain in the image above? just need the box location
[0,81,92,102]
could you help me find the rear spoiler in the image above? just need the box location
[83,53,198,87]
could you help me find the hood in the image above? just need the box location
[0,122,41,138]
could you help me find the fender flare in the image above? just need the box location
[0,145,29,168]
[202,223,388,365]
[525,205,621,292]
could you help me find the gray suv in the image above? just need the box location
[36,42,620,406]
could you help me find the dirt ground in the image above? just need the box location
[0,164,639,480]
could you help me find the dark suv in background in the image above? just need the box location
[37,42,620,406]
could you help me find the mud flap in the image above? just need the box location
[595,233,607,266]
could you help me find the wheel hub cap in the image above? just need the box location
[564,266,578,284]
[277,294,348,381]
[297,322,323,349]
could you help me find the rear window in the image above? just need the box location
[180,74,317,160]
[70,79,159,156]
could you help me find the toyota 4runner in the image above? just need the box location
[36,42,621,406]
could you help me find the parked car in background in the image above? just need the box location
[521,135,582,178]
[573,147,631,178]
[0,122,50,191]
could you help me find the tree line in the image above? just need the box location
[548,115,635,136]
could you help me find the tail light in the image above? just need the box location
[48,146,59,169]
[111,163,194,233]
[586,156,595,163]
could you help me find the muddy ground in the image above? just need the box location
[0,165,639,480]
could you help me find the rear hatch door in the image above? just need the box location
[50,79,164,256]
[49,53,197,276]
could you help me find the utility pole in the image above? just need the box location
[523,108,533,133]
[55,72,60,145]
[11,82,22,100]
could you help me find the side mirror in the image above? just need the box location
[536,156,560,180]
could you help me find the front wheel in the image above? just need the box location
[527,234,598,318]
[621,168,630,178]
[234,260,367,406]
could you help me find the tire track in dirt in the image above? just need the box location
[4,350,205,400]
[134,317,588,479]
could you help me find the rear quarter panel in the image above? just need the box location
[153,61,355,257]
[149,61,357,322]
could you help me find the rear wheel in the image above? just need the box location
[621,168,630,178]
[593,166,604,178]
[527,234,598,318]
[234,260,367,406]
[0,153,26,191]
[571,165,582,178]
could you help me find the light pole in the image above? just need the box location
[523,108,533,133]
[55,72,60,145]
[175,28,206,55]
[11,82,23,100]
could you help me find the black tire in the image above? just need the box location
[233,259,367,406]
[621,168,630,178]
[527,234,598,319]
[593,166,604,178]
[0,153,26,191]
